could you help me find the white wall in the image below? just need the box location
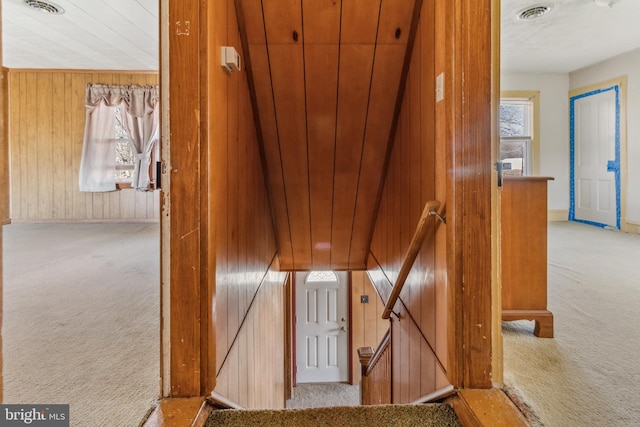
[570,48,640,227]
[501,73,570,213]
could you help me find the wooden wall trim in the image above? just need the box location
[208,392,245,410]
[459,0,493,389]
[445,0,493,388]
[491,0,502,386]
[284,273,293,399]
[1,67,8,226]
[199,0,214,397]
[162,0,206,397]
[446,389,529,427]
[435,0,461,390]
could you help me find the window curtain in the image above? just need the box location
[121,86,160,191]
[78,88,117,192]
[78,84,159,192]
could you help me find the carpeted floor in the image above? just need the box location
[6,221,635,426]
[286,383,360,409]
[207,403,462,427]
[503,221,640,426]
[2,223,160,427]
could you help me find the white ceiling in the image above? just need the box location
[2,0,640,73]
[2,0,158,70]
[502,0,640,73]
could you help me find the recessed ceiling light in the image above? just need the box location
[24,0,65,15]
[517,4,553,20]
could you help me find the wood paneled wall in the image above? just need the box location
[367,0,449,403]
[8,70,160,222]
[215,267,288,409]
[208,0,288,409]
[366,0,495,399]
[350,271,389,385]
[360,336,391,405]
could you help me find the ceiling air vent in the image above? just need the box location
[24,0,65,15]
[517,5,552,20]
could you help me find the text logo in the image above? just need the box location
[0,405,69,427]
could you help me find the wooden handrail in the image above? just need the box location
[363,328,391,376]
[358,328,392,406]
[382,200,442,319]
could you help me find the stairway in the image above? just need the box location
[206,403,461,426]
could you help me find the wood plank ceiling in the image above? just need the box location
[236,0,421,271]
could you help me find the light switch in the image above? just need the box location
[361,295,369,304]
[436,72,444,102]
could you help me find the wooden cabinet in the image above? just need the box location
[501,177,554,338]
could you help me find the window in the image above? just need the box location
[305,271,338,283]
[114,106,134,183]
[500,98,533,176]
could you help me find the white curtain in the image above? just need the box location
[78,97,117,192]
[121,86,160,191]
[78,84,159,192]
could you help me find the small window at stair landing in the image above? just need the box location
[305,271,337,283]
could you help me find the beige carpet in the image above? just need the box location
[2,223,160,427]
[503,221,640,427]
[207,404,461,427]
[286,383,360,409]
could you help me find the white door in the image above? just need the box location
[295,271,349,383]
[572,88,618,228]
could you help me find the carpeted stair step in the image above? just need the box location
[206,403,461,426]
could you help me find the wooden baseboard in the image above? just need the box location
[446,389,529,427]
[547,210,568,221]
[623,222,640,235]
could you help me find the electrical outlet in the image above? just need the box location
[360,295,369,304]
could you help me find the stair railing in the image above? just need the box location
[382,200,443,319]
[358,328,392,405]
